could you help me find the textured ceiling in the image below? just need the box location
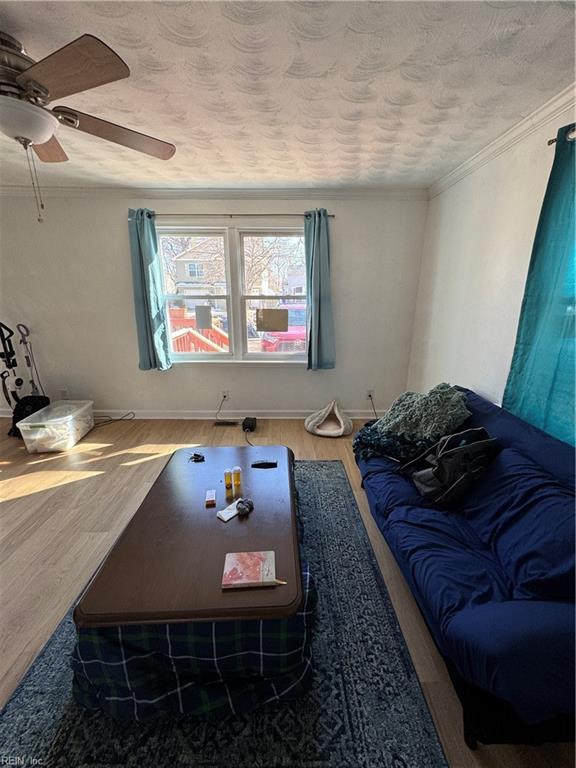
[0,1,573,189]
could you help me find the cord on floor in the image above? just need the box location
[214,394,239,425]
[368,393,378,419]
[93,411,136,428]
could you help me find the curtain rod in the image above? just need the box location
[154,212,335,218]
[548,127,575,146]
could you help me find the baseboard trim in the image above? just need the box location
[0,408,375,421]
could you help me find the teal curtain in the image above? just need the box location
[503,123,575,445]
[128,208,172,371]
[305,209,335,370]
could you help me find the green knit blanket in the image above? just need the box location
[353,383,471,462]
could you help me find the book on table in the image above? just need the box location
[222,551,278,589]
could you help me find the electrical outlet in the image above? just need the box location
[59,387,70,400]
[221,390,230,401]
[366,389,374,400]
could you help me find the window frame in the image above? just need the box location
[157,223,308,364]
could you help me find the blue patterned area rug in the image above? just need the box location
[0,460,447,768]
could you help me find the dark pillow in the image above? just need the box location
[462,448,575,601]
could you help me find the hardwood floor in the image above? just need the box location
[0,418,572,768]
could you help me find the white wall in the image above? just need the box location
[408,107,574,404]
[0,193,427,416]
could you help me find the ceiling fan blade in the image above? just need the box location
[52,106,176,160]
[16,34,129,102]
[32,135,68,163]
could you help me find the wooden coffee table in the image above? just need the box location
[74,445,303,627]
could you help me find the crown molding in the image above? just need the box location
[0,185,427,201]
[428,83,576,199]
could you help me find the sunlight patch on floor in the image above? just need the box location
[121,443,202,466]
[0,470,105,502]
[75,443,200,467]
[25,443,114,466]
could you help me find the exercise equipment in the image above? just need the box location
[0,321,49,437]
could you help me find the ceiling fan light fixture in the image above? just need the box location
[0,95,57,145]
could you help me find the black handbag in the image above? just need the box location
[398,427,500,507]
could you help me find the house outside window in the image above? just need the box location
[157,224,307,362]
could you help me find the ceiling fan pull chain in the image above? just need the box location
[24,143,44,223]
[30,147,45,217]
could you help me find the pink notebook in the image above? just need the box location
[221,551,276,589]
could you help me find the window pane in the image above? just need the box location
[242,234,305,296]
[159,234,227,295]
[167,298,230,354]
[187,262,204,278]
[245,298,307,355]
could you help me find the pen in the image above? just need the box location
[273,579,287,585]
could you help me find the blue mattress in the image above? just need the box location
[357,388,575,723]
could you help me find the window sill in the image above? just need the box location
[171,359,308,366]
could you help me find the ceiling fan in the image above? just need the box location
[0,30,176,162]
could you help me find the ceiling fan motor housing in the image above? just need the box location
[0,31,34,75]
[0,31,56,145]
[0,31,35,96]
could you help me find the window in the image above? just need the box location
[186,262,204,278]
[158,226,307,362]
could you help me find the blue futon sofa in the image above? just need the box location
[357,388,575,748]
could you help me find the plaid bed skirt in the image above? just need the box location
[72,564,316,720]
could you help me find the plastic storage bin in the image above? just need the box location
[18,400,94,453]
